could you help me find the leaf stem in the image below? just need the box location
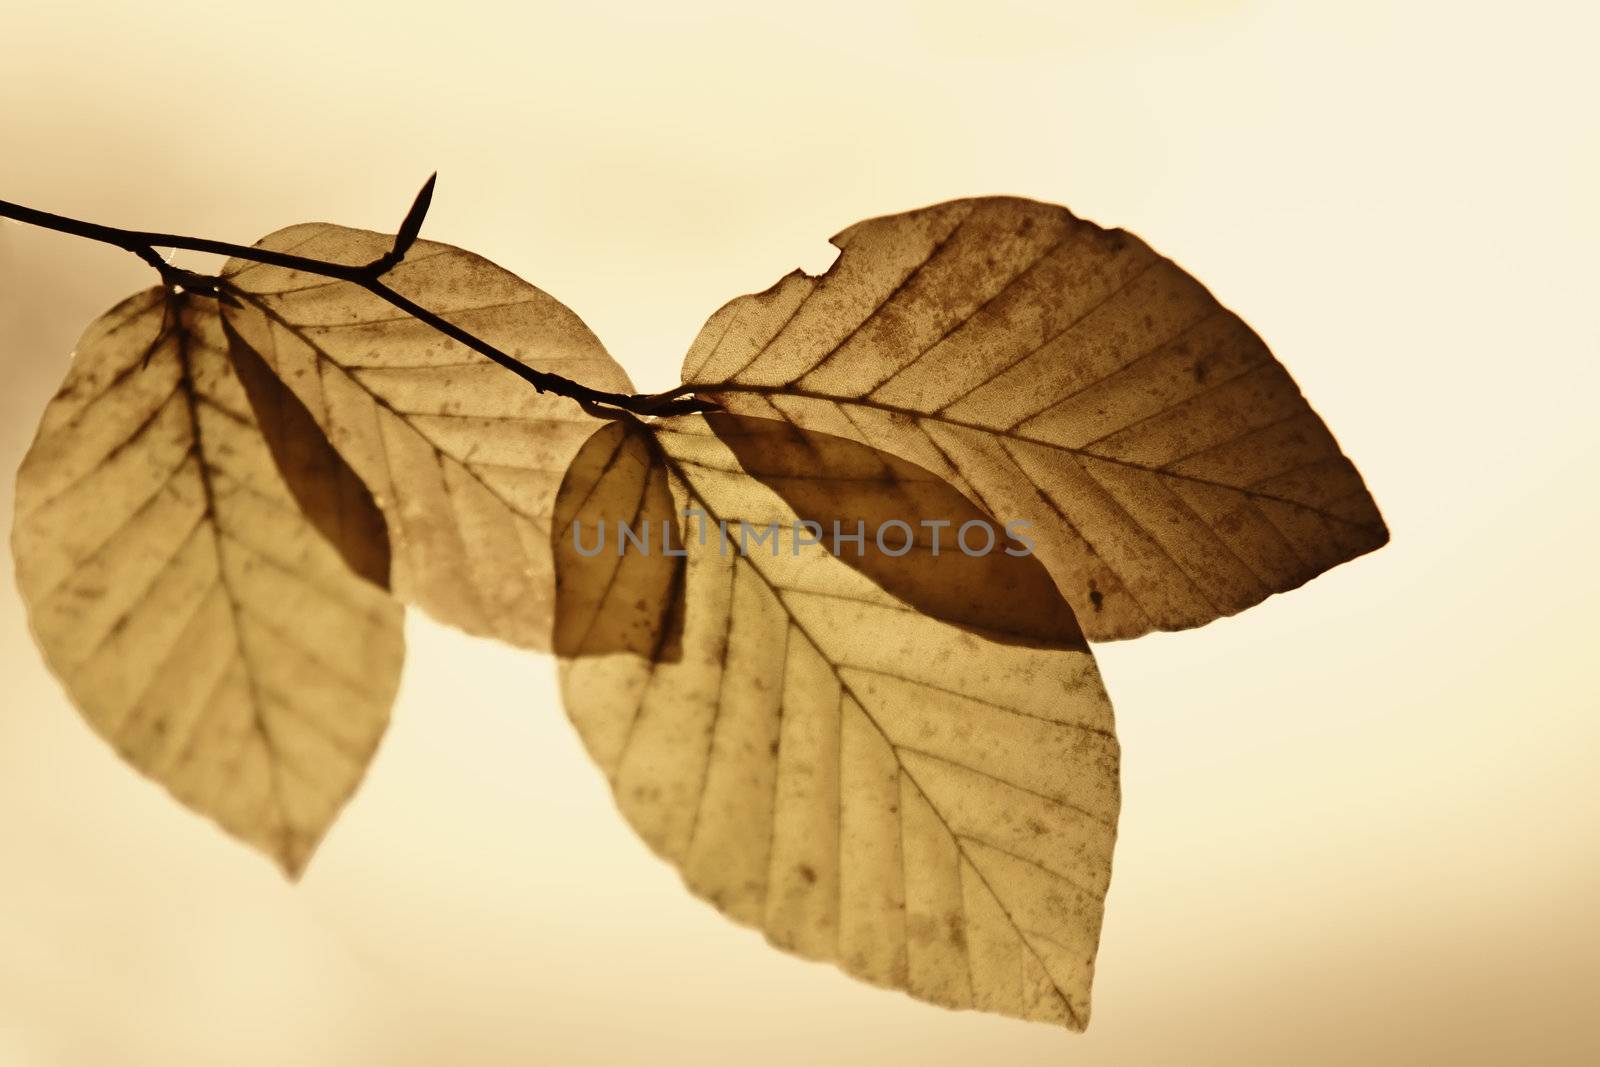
[0,182,716,418]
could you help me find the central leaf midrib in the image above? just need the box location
[706,384,1375,528]
[172,306,293,848]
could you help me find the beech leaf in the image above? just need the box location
[221,224,635,649]
[682,197,1388,640]
[12,292,405,875]
[556,415,1119,1029]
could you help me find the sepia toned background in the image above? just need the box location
[2,1,1596,1063]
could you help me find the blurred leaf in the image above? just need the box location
[682,197,1387,641]
[220,224,634,649]
[12,291,404,876]
[557,414,1118,1029]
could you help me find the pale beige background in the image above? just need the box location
[2,2,1597,1064]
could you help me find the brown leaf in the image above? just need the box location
[12,291,405,876]
[681,197,1388,640]
[557,414,1119,1029]
[220,224,635,649]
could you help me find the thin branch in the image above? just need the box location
[0,181,715,418]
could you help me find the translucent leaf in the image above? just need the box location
[556,415,1118,1029]
[681,197,1388,640]
[12,292,404,875]
[221,224,635,649]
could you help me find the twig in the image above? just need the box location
[0,178,715,418]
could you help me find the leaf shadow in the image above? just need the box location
[707,413,1086,652]
[553,419,686,662]
[221,314,392,590]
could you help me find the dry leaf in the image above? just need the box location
[682,197,1388,640]
[12,291,404,875]
[220,224,635,649]
[556,414,1119,1029]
